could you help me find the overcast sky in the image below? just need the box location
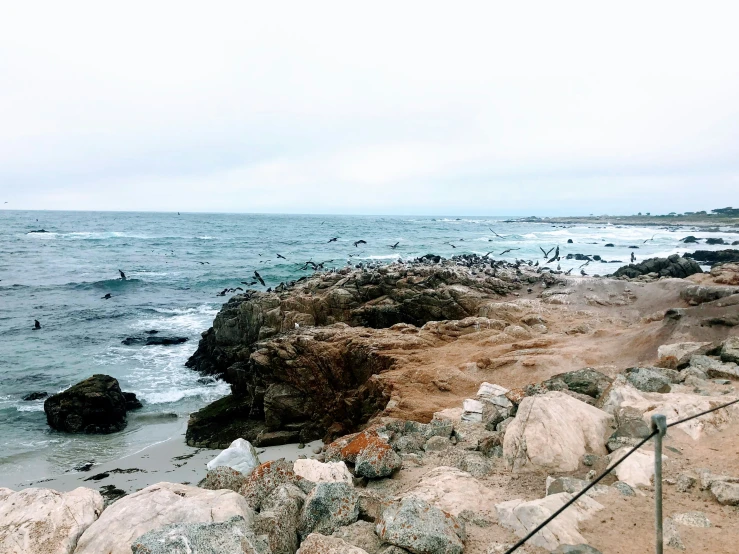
[1,2,738,215]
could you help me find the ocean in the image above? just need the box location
[0,210,735,486]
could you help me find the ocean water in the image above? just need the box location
[0,210,735,485]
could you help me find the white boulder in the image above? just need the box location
[293,459,353,484]
[607,447,666,488]
[503,391,615,472]
[462,398,484,422]
[0,487,103,554]
[402,466,501,517]
[73,482,253,554]
[206,438,260,474]
[496,492,603,551]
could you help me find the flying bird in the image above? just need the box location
[499,248,520,255]
[644,234,656,244]
[254,271,266,287]
[353,240,367,247]
[488,227,505,238]
[447,243,457,248]
[102,293,112,299]
[328,237,338,243]
[276,253,287,259]
[197,261,210,265]
[388,242,400,249]
[539,246,554,259]
[565,268,573,275]
[118,270,126,280]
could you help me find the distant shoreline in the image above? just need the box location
[504,214,739,229]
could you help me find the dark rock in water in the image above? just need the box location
[706,237,725,245]
[145,330,159,334]
[44,375,128,434]
[419,254,441,264]
[22,391,48,401]
[567,239,573,243]
[84,472,110,481]
[72,461,94,472]
[592,255,601,261]
[628,245,639,249]
[684,249,739,265]
[122,391,143,410]
[733,241,739,246]
[681,236,700,243]
[604,243,614,247]
[612,254,702,279]
[122,335,188,346]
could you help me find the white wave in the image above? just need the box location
[138,382,230,405]
[521,233,538,238]
[196,236,215,240]
[16,404,44,412]
[365,254,402,260]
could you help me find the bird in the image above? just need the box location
[447,243,457,248]
[580,269,587,276]
[33,319,41,330]
[565,268,573,275]
[177,212,180,215]
[539,246,554,259]
[353,240,367,247]
[118,269,126,280]
[579,260,591,268]
[644,234,656,244]
[241,281,258,286]
[488,227,505,238]
[631,252,636,263]
[388,242,400,249]
[276,253,287,260]
[328,237,338,243]
[557,263,561,270]
[102,293,112,299]
[254,271,266,286]
[197,261,210,265]
[499,248,520,255]
[554,246,560,258]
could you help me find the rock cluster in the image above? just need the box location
[611,254,702,280]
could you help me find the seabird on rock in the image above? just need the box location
[118,269,126,280]
[580,269,587,276]
[102,293,112,299]
[33,319,41,330]
[353,240,367,247]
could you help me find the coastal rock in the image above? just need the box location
[297,534,370,554]
[298,481,359,539]
[206,438,261,474]
[293,459,353,484]
[0,487,103,554]
[239,459,311,511]
[200,466,249,493]
[122,335,189,346]
[130,516,269,554]
[503,392,615,472]
[44,375,130,434]
[710,263,739,285]
[254,483,306,554]
[495,493,603,551]
[684,249,739,265]
[625,367,672,393]
[680,284,739,305]
[612,255,702,279]
[22,391,48,401]
[376,497,465,554]
[607,447,663,488]
[354,437,403,479]
[402,466,500,517]
[657,342,714,368]
[74,482,253,554]
[331,521,385,554]
[122,392,143,410]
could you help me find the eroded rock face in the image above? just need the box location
[74,482,253,554]
[44,375,134,434]
[0,487,103,554]
[503,392,615,472]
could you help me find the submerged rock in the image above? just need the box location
[44,375,135,434]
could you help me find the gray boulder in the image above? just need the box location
[239,459,312,511]
[710,480,739,505]
[131,516,270,554]
[721,336,739,364]
[199,466,248,493]
[424,436,451,452]
[332,521,385,554]
[297,534,370,554]
[254,484,305,554]
[299,482,359,539]
[625,367,671,393]
[376,497,465,554]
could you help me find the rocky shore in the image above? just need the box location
[3,257,739,553]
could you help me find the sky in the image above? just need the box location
[1,1,738,216]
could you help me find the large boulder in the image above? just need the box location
[657,342,714,368]
[376,496,465,554]
[495,493,603,551]
[297,534,370,554]
[239,459,312,511]
[44,375,134,434]
[401,466,500,518]
[721,336,739,364]
[73,482,253,554]
[328,430,402,479]
[625,367,672,393]
[607,447,664,488]
[130,516,269,554]
[331,521,385,554]
[254,484,306,554]
[503,392,615,472]
[298,482,359,539]
[0,487,103,554]
[293,459,353,484]
[206,438,260,475]
[612,255,702,279]
[199,466,249,493]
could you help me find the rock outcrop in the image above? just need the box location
[44,375,140,434]
[684,249,739,265]
[74,482,253,554]
[612,255,702,279]
[0,487,103,554]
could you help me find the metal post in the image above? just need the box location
[651,414,667,554]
